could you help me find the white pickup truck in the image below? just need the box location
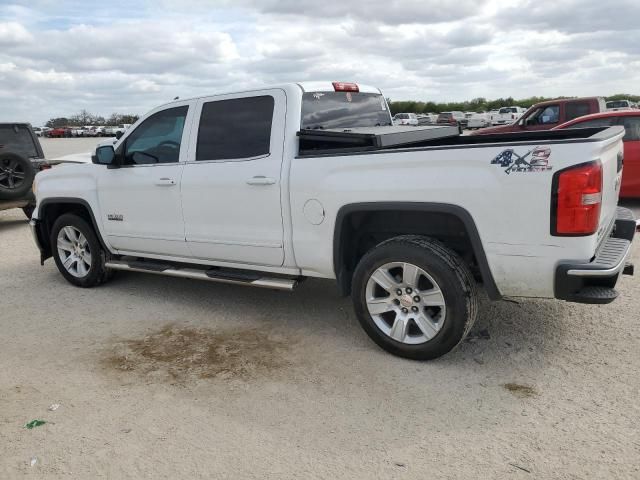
[30,81,636,360]
[493,106,527,125]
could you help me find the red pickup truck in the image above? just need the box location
[472,97,606,135]
[46,127,70,138]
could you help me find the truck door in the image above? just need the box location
[180,89,286,266]
[96,102,194,257]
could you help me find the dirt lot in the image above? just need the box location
[1,140,639,479]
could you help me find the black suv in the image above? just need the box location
[0,123,49,218]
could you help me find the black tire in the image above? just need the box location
[0,153,36,201]
[51,213,113,287]
[22,205,35,219]
[352,235,478,360]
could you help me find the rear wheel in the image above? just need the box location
[352,235,478,360]
[0,153,35,201]
[51,214,113,287]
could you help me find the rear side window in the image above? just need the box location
[565,102,591,121]
[0,124,39,158]
[197,96,274,161]
[621,117,640,141]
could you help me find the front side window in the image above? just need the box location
[122,106,188,165]
[527,105,559,125]
[621,117,640,141]
[197,96,274,161]
[565,102,591,121]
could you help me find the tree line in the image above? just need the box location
[388,93,640,115]
[45,109,140,128]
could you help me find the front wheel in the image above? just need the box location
[352,235,478,360]
[51,213,113,287]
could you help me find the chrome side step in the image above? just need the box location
[104,260,298,291]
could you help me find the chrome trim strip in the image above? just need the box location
[104,261,297,291]
[567,243,632,277]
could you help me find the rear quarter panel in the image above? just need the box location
[289,133,624,298]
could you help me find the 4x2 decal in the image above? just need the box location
[491,146,552,174]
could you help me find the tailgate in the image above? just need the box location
[595,126,625,241]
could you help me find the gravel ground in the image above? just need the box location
[1,140,639,479]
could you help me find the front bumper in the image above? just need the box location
[29,218,49,265]
[555,207,636,304]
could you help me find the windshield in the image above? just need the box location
[438,113,453,119]
[301,92,392,129]
[0,124,39,158]
[499,107,517,114]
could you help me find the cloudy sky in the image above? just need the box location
[1,0,639,125]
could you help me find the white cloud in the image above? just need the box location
[0,21,33,45]
[0,0,639,125]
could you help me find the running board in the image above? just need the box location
[104,260,298,291]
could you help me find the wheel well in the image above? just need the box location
[38,201,99,257]
[334,205,500,299]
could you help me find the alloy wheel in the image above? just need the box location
[365,262,446,345]
[57,226,92,278]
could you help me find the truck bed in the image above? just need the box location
[298,126,613,157]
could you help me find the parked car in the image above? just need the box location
[0,123,50,218]
[419,113,438,125]
[32,127,49,137]
[606,100,633,111]
[81,126,101,137]
[393,113,419,126]
[473,97,606,135]
[416,114,433,125]
[554,110,640,198]
[30,81,637,360]
[492,106,526,125]
[46,127,67,138]
[460,112,477,128]
[467,112,491,129]
[436,111,465,132]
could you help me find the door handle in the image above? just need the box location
[155,177,176,186]
[246,176,276,186]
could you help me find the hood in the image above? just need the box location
[48,152,93,165]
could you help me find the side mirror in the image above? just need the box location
[115,130,124,140]
[93,145,117,167]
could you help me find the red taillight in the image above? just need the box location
[553,161,602,235]
[332,81,359,92]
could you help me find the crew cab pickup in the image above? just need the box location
[30,82,636,360]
